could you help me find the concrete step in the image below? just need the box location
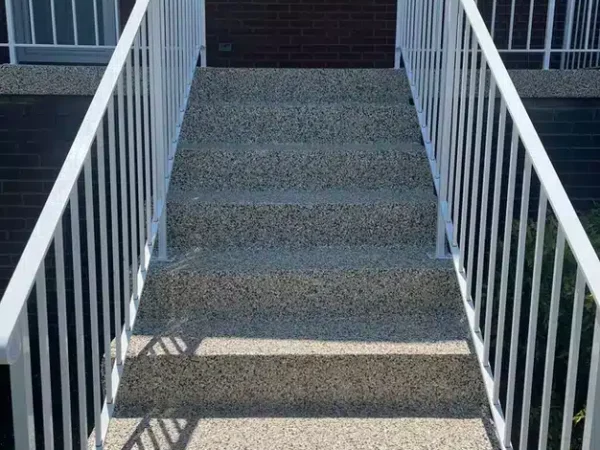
[116,313,485,417]
[166,187,436,249]
[171,142,432,190]
[180,102,420,144]
[140,244,457,321]
[188,68,411,104]
[104,414,498,450]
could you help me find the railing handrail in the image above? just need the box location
[461,0,600,304]
[0,0,152,364]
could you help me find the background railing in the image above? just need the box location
[0,0,204,447]
[476,0,600,69]
[397,0,600,448]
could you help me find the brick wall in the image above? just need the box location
[524,98,600,209]
[205,0,396,68]
[0,96,91,296]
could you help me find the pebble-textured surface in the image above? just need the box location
[116,313,483,415]
[509,69,600,98]
[171,143,432,190]
[166,188,436,248]
[0,64,105,95]
[104,68,496,449]
[188,68,411,104]
[180,102,421,144]
[139,244,458,320]
[104,415,498,450]
[3,66,598,100]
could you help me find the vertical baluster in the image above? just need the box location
[465,59,488,299]
[593,0,600,67]
[562,0,577,69]
[26,0,36,44]
[583,0,595,67]
[200,0,207,66]
[414,0,425,109]
[491,0,498,41]
[527,0,536,50]
[70,0,78,45]
[69,188,88,450]
[134,32,146,273]
[127,52,139,320]
[424,0,436,143]
[543,0,557,69]
[93,0,100,45]
[483,100,507,362]
[458,41,478,261]
[151,0,168,258]
[54,221,73,448]
[508,0,517,49]
[113,0,120,41]
[504,155,533,446]
[421,0,433,123]
[96,121,113,404]
[452,24,472,240]
[474,78,497,331]
[493,128,519,405]
[141,16,153,238]
[84,155,102,447]
[582,308,600,449]
[10,311,35,450]
[429,0,443,163]
[560,270,587,450]
[169,0,176,152]
[394,0,402,68]
[538,227,566,450]
[519,189,548,449]
[118,73,131,329]
[50,0,57,44]
[107,96,122,365]
[436,0,459,258]
[447,7,465,222]
[35,263,54,449]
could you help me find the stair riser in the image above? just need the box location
[180,104,420,144]
[171,146,432,190]
[138,269,457,321]
[189,68,411,104]
[167,202,436,249]
[117,354,484,416]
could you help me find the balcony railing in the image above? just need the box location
[479,0,600,69]
[397,0,600,448]
[0,0,205,448]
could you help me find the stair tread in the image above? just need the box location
[167,187,436,206]
[171,142,433,193]
[177,141,426,154]
[104,414,497,450]
[127,313,471,358]
[155,244,450,275]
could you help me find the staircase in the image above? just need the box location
[103,69,497,449]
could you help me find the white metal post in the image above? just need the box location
[394,0,402,69]
[583,309,600,449]
[200,0,207,67]
[436,0,459,258]
[4,0,17,64]
[543,0,557,69]
[149,0,168,260]
[10,312,35,450]
[562,0,577,68]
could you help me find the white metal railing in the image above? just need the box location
[397,0,600,449]
[0,0,205,448]
[478,0,600,69]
